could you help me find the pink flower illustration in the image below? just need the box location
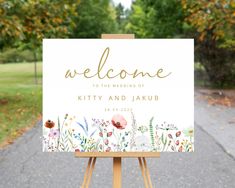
[99,132,103,137]
[107,132,112,137]
[176,131,181,137]
[48,129,60,138]
[111,114,127,129]
[104,139,109,145]
[168,134,173,139]
[178,146,183,152]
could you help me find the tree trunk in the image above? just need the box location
[33,51,38,85]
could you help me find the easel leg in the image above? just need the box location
[138,157,153,188]
[81,158,92,188]
[143,158,152,188]
[81,157,96,188]
[113,157,122,188]
[138,157,149,188]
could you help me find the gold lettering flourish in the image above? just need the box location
[65,47,171,79]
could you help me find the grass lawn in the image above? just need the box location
[0,62,42,147]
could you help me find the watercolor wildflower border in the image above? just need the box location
[43,113,194,152]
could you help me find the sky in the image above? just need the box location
[113,0,133,9]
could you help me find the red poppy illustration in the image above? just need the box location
[111,114,127,129]
[44,120,55,129]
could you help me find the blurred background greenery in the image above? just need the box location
[0,0,234,145]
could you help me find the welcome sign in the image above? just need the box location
[43,39,194,152]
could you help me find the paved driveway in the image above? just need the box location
[0,96,235,188]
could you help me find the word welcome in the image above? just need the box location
[65,47,171,79]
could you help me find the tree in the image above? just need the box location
[182,0,235,86]
[115,3,126,33]
[115,3,125,26]
[21,0,79,84]
[0,1,24,49]
[182,0,235,47]
[125,0,184,38]
[71,0,117,38]
[0,0,79,84]
[125,0,150,37]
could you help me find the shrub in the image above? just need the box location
[0,48,41,64]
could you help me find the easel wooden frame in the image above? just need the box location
[75,34,160,188]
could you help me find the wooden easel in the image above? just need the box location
[75,34,160,188]
[75,152,160,188]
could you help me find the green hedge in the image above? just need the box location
[0,48,42,64]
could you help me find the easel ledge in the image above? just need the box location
[75,152,160,158]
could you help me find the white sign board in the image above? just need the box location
[43,39,194,152]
